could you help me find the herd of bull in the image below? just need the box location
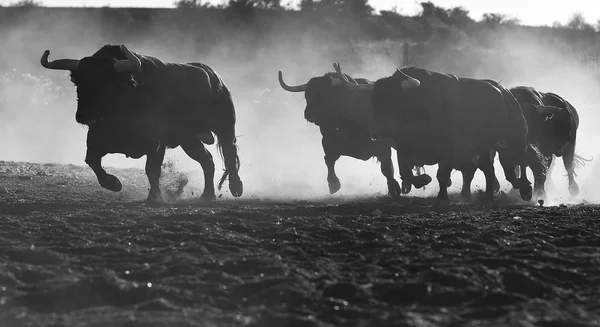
[39,44,584,207]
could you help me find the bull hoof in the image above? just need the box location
[493,178,501,193]
[200,192,217,202]
[401,180,412,194]
[229,177,243,198]
[477,193,496,208]
[413,174,433,189]
[569,182,580,197]
[387,179,402,200]
[434,199,450,209]
[460,190,472,203]
[145,193,164,205]
[519,184,533,202]
[328,178,341,194]
[99,174,122,192]
[510,180,521,190]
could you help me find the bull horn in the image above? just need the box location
[333,62,374,91]
[333,63,350,83]
[40,50,79,71]
[113,44,142,72]
[278,71,307,92]
[395,69,420,89]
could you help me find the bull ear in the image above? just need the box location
[544,113,555,121]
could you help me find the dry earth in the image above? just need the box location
[0,161,599,327]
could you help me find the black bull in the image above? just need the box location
[506,86,583,198]
[455,86,585,201]
[277,69,403,198]
[40,44,243,203]
[336,65,539,206]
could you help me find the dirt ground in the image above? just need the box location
[0,160,599,327]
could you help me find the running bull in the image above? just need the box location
[278,67,402,198]
[40,44,243,203]
[508,86,585,199]
[335,64,540,206]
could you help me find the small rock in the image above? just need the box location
[372,208,383,216]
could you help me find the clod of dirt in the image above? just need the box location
[538,200,544,207]
[372,208,383,217]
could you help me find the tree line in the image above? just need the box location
[4,0,600,32]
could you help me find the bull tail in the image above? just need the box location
[216,137,241,190]
[213,86,243,196]
[572,153,592,175]
[526,143,550,173]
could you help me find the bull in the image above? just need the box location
[40,44,243,203]
[334,64,538,207]
[277,67,403,198]
[508,86,584,199]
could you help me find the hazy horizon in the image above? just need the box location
[1,0,599,27]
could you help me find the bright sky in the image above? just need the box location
[1,0,599,27]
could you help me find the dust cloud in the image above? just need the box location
[0,7,598,203]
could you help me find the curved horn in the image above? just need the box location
[395,69,421,89]
[40,50,79,71]
[278,71,307,92]
[333,62,374,91]
[333,63,350,83]
[113,44,142,73]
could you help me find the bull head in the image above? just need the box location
[40,45,142,126]
[278,70,345,93]
[40,45,141,73]
[278,69,352,125]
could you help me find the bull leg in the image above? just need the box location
[85,150,122,192]
[84,130,122,192]
[519,162,533,201]
[435,163,453,208]
[376,146,401,199]
[321,135,342,194]
[324,154,342,194]
[181,140,216,201]
[530,155,552,200]
[145,144,166,204]
[459,165,476,202]
[214,125,243,197]
[499,143,533,202]
[499,153,520,190]
[562,142,579,196]
[478,152,498,206]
